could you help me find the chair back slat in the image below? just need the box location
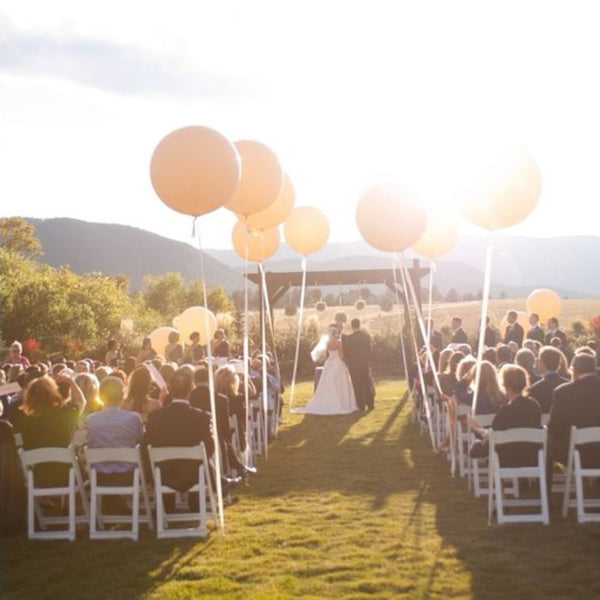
[19,446,75,467]
[148,444,205,462]
[571,426,600,446]
[85,445,140,464]
[490,428,546,446]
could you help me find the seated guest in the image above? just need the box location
[94,366,112,382]
[515,348,540,385]
[86,377,144,486]
[551,334,573,364]
[451,317,468,344]
[211,329,231,358]
[137,338,157,363]
[557,349,571,379]
[470,365,542,466]
[75,373,104,415]
[457,343,472,357]
[496,345,513,369]
[438,351,465,399]
[144,369,216,501]
[548,353,600,467]
[523,339,540,358]
[121,365,162,423]
[75,360,90,374]
[437,349,452,377]
[456,361,505,417]
[483,347,498,366]
[507,341,519,360]
[527,313,545,344]
[503,311,524,347]
[159,363,177,389]
[185,332,205,364]
[1,401,25,536]
[104,339,122,367]
[164,331,183,365]
[3,341,30,368]
[528,346,569,414]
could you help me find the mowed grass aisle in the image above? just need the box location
[4,380,600,599]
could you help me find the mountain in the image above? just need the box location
[26,218,245,293]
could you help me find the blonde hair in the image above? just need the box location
[456,356,477,381]
[470,360,504,409]
[215,365,239,397]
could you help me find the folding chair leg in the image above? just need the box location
[132,474,140,540]
[539,456,550,525]
[68,471,76,541]
[562,461,573,518]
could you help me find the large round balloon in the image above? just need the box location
[284,206,330,255]
[149,326,178,357]
[412,207,460,259]
[225,140,283,216]
[499,311,529,337]
[356,182,427,252]
[232,222,280,262]
[456,147,542,231]
[240,173,296,231]
[150,126,240,217]
[174,307,218,346]
[527,289,562,324]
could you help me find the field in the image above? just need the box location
[4,379,600,600]
[273,299,600,339]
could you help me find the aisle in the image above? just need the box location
[5,380,600,600]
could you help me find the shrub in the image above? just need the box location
[379,297,394,312]
[355,299,366,311]
[284,305,298,317]
[315,301,327,312]
[334,311,348,323]
[589,314,600,340]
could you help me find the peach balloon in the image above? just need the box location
[240,173,296,231]
[226,140,284,216]
[149,326,178,357]
[527,289,563,324]
[457,147,542,231]
[499,311,529,337]
[174,306,217,346]
[284,206,330,256]
[232,222,280,262]
[412,207,460,259]
[150,126,240,217]
[356,182,427,253]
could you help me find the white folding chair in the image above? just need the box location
[147,443,218,538]
[454,404,472,479]
[562,426,600,522]
[19,446,89,540]
[487,428,549,525]
[470,414,495,498]
[250,398,265,457]
[85,445,153,540]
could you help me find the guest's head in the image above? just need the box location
[523,339,539,357]
[456,356,477,382]
[483,347,497,366]
[126,365,152,412]
[95,366,112,381]
[507,341,519,357]
[194,367,209,386]
[499,364,528,398]
[51,363,66,378]
[538,346,562,374]
[189,331,200,344]
[160,363,176,386]
[9,341,23,360]
[497,345,512,365]
[438,349,452,374]
[575,346,596,358]
[215,365,239,396]
[550,336,562,349]
[75,373,101,408]
[214,329,225,341]
[24,368,43,387]
[571,353,597,380]
[167,331,180,345]
[587,340,597,352]
[451,317,462,330]
[112,369,127,383]
[457,343,472,356]
[22,376,63,416]
[123,356,137,376]
[141,337,153,350]
[507,310,518,325]
[351,318,360,331]
[557,351,570,379]
[151,357,164,370]
[75,360,90,374]
[99,376,125,407]
[472,360,504,409]
[548,317,559,332]
[515,348,536,374]
[170,368,193,400]
[529,313,539,327]
[107,339,119,352]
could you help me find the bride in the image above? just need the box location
[300,323,358,415]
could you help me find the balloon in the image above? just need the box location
[225,140,283,216]
[527,289,563,324]
[240,173,295,231]
[499,311,529,337]
[456,147,542,231]
[284,206,330,255]
[412,207,460,259]
[174,306,218,346]
[150,126,240,217]
[149,326,178,357]
[356,182,427,252]
[231,222,280,262]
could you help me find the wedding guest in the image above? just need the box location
[515,348,540,385]
[137,338,157,363]
[437,349,453,377]
[548,353,600,467]
[75,360,90,374]
[451,317,468,344]
[527,313,545,344]
[528,346,569,414]
[3,342,30,368]
[551,334,573,364]
[95,366,112,381]
[212,329,231,358]
[503,311,524,347]
[426,320,444,352]
[104,339,122,367]
[450,355,477,407]
[183,332,203,364]
[457,343,472,356]
[545,318,568,347]
[460,361,505,417]
[121,365,163,423]
[475,317,497,349]
[483,347,498,366]
[164,331,183,364]
[123,356,137,376]
[1,401,25,536]
[557,350,571,379]
[438,351,465,398]
[496,345,513,369]
[75,372,104,415]
[159,363,177,388]
[523,339,540,358]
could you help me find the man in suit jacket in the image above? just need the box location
[527,313,545,344]
[545,317,568,347]
[528,346,569,413]
[503,310,524,347]
[144,369,215,495]
[475,316,497,349]
[548,353,600,467]
[451,317,468,344]
[342,318,375,411]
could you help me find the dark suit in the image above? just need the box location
[545,329,567,347]
[527,325,545,344]
[342,330,375,411]
[548,375,600,467]
[144,400,214,493]
[504,323,524,347]
[475,326,496,349]
[451,328,468,344]
[528,372,569,414]
[429,329,443,351]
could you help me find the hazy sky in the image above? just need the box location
[2,0,600,249]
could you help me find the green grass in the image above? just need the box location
[3,379,600,599]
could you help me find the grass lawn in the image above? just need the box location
[3,379,600,599]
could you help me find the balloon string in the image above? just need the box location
[258,261,281,383]
[390,256,411,393]
[396,257,436,449]
[259,234,269,458]
[427,259,435,341]
[288,256,307,411]
[472,233,494,417]
[194,221,225,530]
[243,241,251,461]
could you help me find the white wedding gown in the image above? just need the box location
[301,350,358,415]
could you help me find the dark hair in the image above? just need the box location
[142,337,152,349]
[170,368,193,399]
[107,339,118,350]
[168,331,180,344]
[452,316,462,325]
[351,318,360,329]
[538,346,561,372]
[194,367,209,385]
[126,365,152,413]
[482,347,497,366]
[548,317,559,328]
[550,337,562,348]
[497,345,512,363]
[572,353,597,375]
[507,310,518,319]
[123,356,137,376]
[530,313,539,321]
[189,331,200,342]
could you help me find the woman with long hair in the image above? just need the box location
[121,365,162,423]
[75,373,104,415]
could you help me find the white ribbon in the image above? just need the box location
[288,256,307,411]
[390,256,411,392]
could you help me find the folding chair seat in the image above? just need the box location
[488,428,549,525]
[562,426,600,523]
[85,445,153,540]
[147,443,218,538]
[19,446,89,540]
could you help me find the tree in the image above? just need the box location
[445,288,459,303]
[0,217,43,257]
[142,272,186,320]
[499,291,507,300]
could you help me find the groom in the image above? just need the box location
[342,318,375,412]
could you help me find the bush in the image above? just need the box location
[355,299,366,311]
[315,301,327,312]
[284,305,298,317]
[379,297,394,312]
[570,320,588,337]
[334,311,348,323]
[588,315,600,340]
